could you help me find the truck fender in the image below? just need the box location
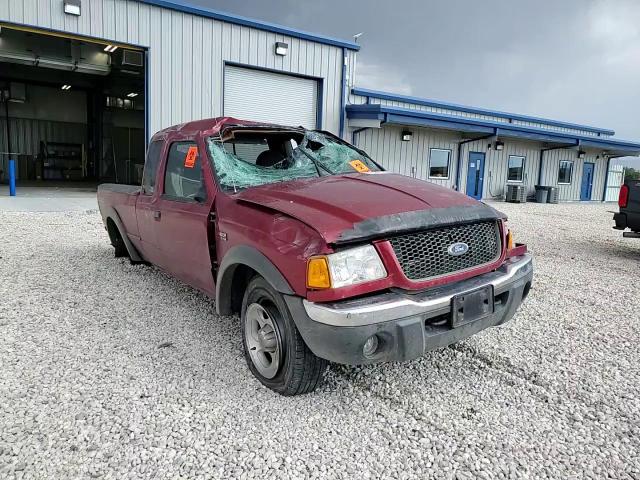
[216,245,294,315]
[103,207,143,263]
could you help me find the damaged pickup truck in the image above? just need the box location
[97,118,533,395]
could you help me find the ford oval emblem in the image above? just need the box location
[447,242,469,256]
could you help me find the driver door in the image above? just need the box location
[154,140,216,296]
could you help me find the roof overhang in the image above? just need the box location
[137,0,360,50]
[346,103,640,155]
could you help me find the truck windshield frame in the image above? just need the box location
[206,128,383,192]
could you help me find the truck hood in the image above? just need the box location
[235,173,505,244]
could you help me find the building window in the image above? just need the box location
[163,142,207,201]
[558,160,573,184]
[429,148,451,179]
[508,155,525,182]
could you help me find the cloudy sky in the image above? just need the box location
[192,0,640,165]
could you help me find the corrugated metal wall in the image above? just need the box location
[459,139,541,199]
[0,0,348,136]
[353,125,460,188]
[539,149,606,201]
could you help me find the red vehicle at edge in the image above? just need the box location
[98,117,533,395]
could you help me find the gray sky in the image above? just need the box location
[192,0,640,166]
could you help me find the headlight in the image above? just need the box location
[306,245,387,289]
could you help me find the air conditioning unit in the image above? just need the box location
[505,184,527,203]
[122,50,144,68]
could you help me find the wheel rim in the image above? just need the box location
[245,303,282,379]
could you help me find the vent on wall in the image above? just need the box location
[122,50,143,68]
[505,184,527,203]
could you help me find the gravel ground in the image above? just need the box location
[1,201,639,479]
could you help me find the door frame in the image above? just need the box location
[580,161,595,201]
[466,151,486,200]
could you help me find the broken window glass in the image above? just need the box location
[206,130,382,192]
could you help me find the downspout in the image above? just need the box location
[602,156,612,202]
[351,127,369,146]
[455,130,496,191]
[537,142,578,186]
[339,47,346,139]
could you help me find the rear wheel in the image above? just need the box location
[241,276,327,395]
[107,220,128,258]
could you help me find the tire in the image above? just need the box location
[107,221,128,258]
[241,276,327,396]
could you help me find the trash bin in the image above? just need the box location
[547,186,559,204]
[535,186,549,203]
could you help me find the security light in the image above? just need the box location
[61,85,71,90]
[63,0,81,16]
[126,92,138,98]
[495,140,504,150]
[275,42,288,56]
[104,45,118,53]
[577,150,586,159]
[401,130,412,142]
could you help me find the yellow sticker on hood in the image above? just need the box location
[349,159,370,173]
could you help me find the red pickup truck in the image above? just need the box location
[98,117,533,395]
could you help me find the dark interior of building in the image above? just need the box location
[0,26,146,187]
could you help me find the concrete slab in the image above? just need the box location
[0,185,98,212]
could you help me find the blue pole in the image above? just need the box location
[9,158,16,196]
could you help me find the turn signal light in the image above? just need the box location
[506,229,514,251]
[307,256,331,289]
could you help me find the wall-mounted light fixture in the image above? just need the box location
[61,84,71,90]
[126,92,138,98]
[401,130,413,142]
[63,0,81,16]
[577,150,586,159]
[275,42,289,56]
[104,45,118,53]
[494,140,504,150]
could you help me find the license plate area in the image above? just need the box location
[451,285,494,328]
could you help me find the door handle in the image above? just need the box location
[153,210,161,220]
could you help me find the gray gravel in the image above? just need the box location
[1,201,639,479]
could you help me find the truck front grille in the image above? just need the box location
[388,221,501,281]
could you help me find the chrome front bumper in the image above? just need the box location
[286,254,533,365]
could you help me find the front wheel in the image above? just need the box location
[241,276,327,395]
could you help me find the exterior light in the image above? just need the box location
[104,45,118,53]
[577,150,586,159]
[64,0,81,16]
[495,140,504,150]
[362,335,379,358]
[401,130,413,142]
[61,84,71,90]
[275,42,288,56]
[126,92,138,98]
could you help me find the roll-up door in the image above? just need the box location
[223,66,319,129]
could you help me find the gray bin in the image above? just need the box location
[547,187,559,204]
[535,186,549,203]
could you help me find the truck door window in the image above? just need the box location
[163,142,207,202]
[141,140,163,195]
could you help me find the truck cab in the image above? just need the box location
[98,117,533,396]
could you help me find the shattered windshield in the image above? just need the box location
[206,129,382,191]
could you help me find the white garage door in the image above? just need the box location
[223,66,318,129]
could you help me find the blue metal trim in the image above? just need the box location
[496,127,575,145]
[578,139,640,154]
[339,48,346,138]
[346,104,640,151]
[352,87,615,136]
[137,0,360,51]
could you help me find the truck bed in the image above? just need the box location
[97,183,141,239]
[614,180,640,234]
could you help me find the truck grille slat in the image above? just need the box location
[389,221,501,281]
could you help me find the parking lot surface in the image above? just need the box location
[1,201,639,479]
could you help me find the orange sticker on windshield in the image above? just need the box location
[184,146,198,168]
[349,159,370,173]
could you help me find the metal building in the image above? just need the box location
[0,0,357,185]
[346,89,640,201]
